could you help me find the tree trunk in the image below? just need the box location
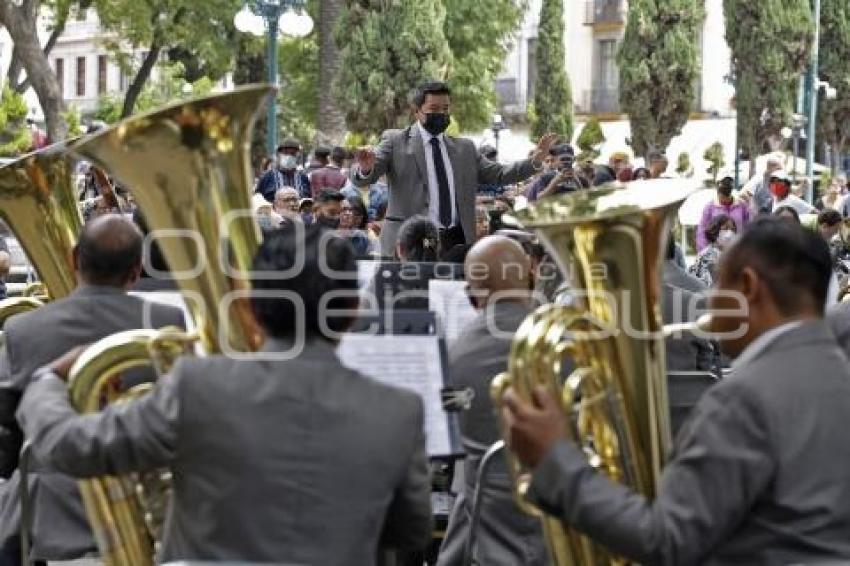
[0,0,66,142]
[120,43,162,118]
[317,0,346,144]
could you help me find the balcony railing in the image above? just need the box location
[584,88,620,114]
[584,0,626,26]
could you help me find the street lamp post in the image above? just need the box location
[804,0,821,204]
[491,114,506,154]
[234,0,313,156]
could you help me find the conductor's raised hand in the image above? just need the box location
[354,147,377,174]
[531,133,559,167]
[501,385,566,469]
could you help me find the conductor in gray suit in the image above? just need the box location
[438,236,547,566]
[0,214,185,564]
[501,217,850,565]
[17,223,432,565]
[350,80,557,254]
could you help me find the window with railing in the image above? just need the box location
[98,55,108,94]
[584,0,626,26]
[55,58,64,98]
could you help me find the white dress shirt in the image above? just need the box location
[730,320,804,370]
[417,121,458,228]
[772,194,816,215]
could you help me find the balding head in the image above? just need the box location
[465,235,531,308]
[74,213,143,288]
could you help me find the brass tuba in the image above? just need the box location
[492,180,699,564]
[0,142,83,322]
[64,84,275,565]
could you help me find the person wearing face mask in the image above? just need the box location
[689,213,737,286]
[769,170,816,216]
[349,80,557,256]
[696,176,750,251]
[255,138,311,203]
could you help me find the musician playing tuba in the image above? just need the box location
[0,215,185,563]
[18,224,433,564]
[501,218,850,564]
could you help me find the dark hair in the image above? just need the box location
[314,146,331,159]
[315,189,345,205]
[666,233,677,260]
[251,223,358,338]
[411,80,451,108]
[773,205,800,223]
[76,215,143,285]
[705,213,733,244]
[345,194,369,229]
[723,217,832,315]
[632,167,651,180]
[330,146,347,165]
[818,209,842,227]
[397,216,440,262]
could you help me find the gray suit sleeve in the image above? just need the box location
[526,383,773,566]
[350,131,394,187]
[17,363,183,478]
[380,395,433,550]
[476,153,537,187]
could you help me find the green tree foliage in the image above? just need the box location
[724,0,813,162]
[618,0,704,159]
[675,151,693,177]
[62,105,83,137]
[703,141,725,185]
[92,61,214,124]
[576,117,606,161]
[0,87,31,156]
[94,0,240,117]
[531,0,573,140]
[442,0,525,132]
[334,0,452,137]
[817,0,850,168]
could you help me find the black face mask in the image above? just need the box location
[422,113,450,136]
[316,215,340,230]
[718,184,733,198]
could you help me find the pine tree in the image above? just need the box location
[724,0,813,162]
[531,0,573,140]
[334,0,452,138]
[618,0,704,159]
[817,0,850,169]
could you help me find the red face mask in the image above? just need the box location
[770,181,789,199]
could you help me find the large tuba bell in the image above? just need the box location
[492,180,699,564]
[0,142,83,322]
[64,84,275,565]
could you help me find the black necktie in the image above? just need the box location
[429,137,452,227]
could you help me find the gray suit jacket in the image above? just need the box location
[827,301,850,357]
[661,284,714,372]
[527,320,850,565]
[351,126,537,253]
[18,338,433,565]
[0,284,185,560]
[662,260,707,294]
[438,301,548,566]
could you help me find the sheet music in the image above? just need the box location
[428,279,478,345]
[337,334,453,457]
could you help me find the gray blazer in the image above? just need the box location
[438,301,548,566]
[662,260,707,294]
[350,126,537,253]
[0,284,185,560]
[18,338,433,565]
[827,301,850,357]
[661,284,714,372]
[526,320,850,565]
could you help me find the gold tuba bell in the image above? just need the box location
[64,84,275,565]
[0,142,83,324]
[492,180,699,564]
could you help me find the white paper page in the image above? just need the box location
[428,279,478,345]
[337,334,453,457]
